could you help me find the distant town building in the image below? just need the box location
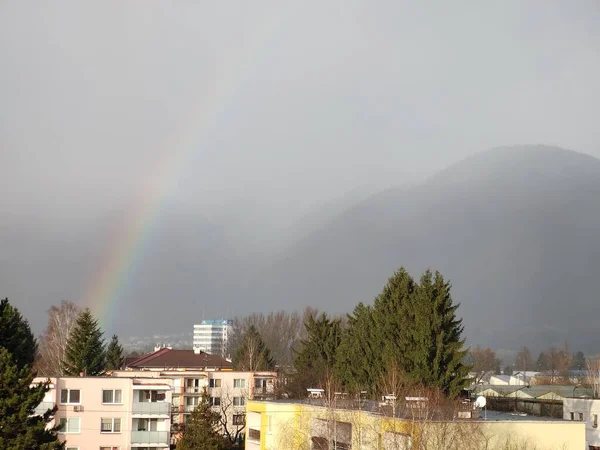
[192,319,233,357]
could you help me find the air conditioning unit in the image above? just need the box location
[73,405,83,412]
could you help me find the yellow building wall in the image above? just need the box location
[246,401,585,450]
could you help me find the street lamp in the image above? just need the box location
[573,384,582,398]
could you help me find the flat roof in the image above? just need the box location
[479,410,567,422]
[247,400,569,423]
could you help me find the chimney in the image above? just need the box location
[193,346,201,355]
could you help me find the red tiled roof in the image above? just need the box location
[126,348,232,370]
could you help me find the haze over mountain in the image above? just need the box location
[2,2,600,354]
[254,145,600,353]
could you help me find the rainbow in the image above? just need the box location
[83,8,295,330]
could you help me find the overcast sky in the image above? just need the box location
[1,1,599,335]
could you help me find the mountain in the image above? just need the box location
[252,145,600,353]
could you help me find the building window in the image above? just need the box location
[570,412,574,420]
[248,428,260,441]
[209,378,221,388]
[66,448,79,450]
[99,447,119,450]
[233,414,245,426]
[233,396,246,407]
[102,389,122,404]
[579,412,584,421]
[210,397,221,407]
[100,418,121,433]
[59,417,81,433]
[233,379,245,389]
[594,414,598,429]
[60,389,81,404]
[136,418,158,431]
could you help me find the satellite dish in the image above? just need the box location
[475,396,487,408]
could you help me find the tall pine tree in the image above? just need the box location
[105,334,124,371]
[334,302,378,393]
[63,308,105,376]
[405,271,469,397]
[293,312,342,394]
[335,268,415,395]
[0,298,63,449]
[232,325,275,371]
[334,267,470,398]
[0,297,37,368]
[176,388,226,450]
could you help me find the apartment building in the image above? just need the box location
[563,397,600,449]
[115,347,277,446]
[246,400,585,450]
[192,319,233,358]
[33,376,172,450]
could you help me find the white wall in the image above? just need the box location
[563,398,600,447]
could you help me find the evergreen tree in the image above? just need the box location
[0,297,37,368]
[293,313,342,393]
[232,325,275,371]
[537,352,549,371]
[334,302,379,393]
[177,388,226,450]
[62,308,105,376]
[105,334,124,371]
[405,271,469,397]
[0,298,63,449]
[571,351,586,371]
[335,267,470,398]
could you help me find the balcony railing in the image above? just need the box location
[34,402,55,416]
[185,387,204,394]
[132,402,171,415]
[131,430,169,445]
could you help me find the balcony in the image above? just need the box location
[185,387,205,394]
[132,402,171,416]
[131,431,169,445]
[34,402,55,416]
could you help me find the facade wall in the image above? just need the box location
[111,369,276,446]
[34,377,172,450]
[246,401,585,450]
[563,398,600,448]
[192,319,233,357]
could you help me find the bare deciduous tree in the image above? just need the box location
[36,300,81,376]
[216,384,246,447]
[229,308,315,367]
[466,346,500,384]
[515,347,533,371]
[587,356,600,398]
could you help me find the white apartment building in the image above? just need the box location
[192,319,233,357]
[33,376,172,450]
[563,397,600,450]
